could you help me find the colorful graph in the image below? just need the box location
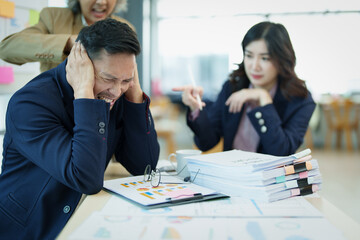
[166,216,192,224]
[93,227,111,238]
[246,221,266,240]
[161,227,181,239]
[141,207,172,214]
[117,179,195,202]
[140,192,155,199]
[165,184,178,187]
[121,181,146,188]
[153,190,165,196]
[275,221,301,230]
[104,216,131,223]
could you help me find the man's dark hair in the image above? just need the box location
[77,18,141,60]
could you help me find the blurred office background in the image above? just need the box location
[0,0,359,224]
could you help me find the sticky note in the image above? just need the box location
[29,9,39,26]
[165,188,196,199]
[0,0,15,18]
[299,171,308,179]
[291,188,300,196]
[285,180,298,189]
[307,177,314,184]
[275,175,286,183]
[0,66,14,84]
[284,165,295,175]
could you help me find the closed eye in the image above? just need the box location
[122,78,133,84]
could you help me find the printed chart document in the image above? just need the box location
[69,213,345,240]
[68,193,346,240]
[100,195,323,218]
[103,175,228,209]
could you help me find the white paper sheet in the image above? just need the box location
[69,212,344,240]
[100,195,323,217]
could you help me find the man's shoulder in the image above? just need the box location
[11,73,59,104]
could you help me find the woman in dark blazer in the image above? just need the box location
[173,22,315,156]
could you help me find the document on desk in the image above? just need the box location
[69,212,345,240]
[185,148,311,173]
[101,195,322,217]
[103,175,228,209]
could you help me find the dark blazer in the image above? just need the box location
[187,81,315,156]
[0,60,159,239]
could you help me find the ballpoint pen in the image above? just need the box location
[165,193,203,203]
[187,65,203,111]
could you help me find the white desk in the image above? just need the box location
[57,190,359,240]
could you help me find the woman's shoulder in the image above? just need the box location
[111,15,136,31]
[278,89,315,107]
[221,79,248,93]
[294,90,314,103]
[221,80,233,89]
[40,7,74,19]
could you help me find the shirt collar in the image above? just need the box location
[81,15,88,26]
[269,83,278,99]
[249,83,278,99]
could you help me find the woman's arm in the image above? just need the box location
[248,94,316,155]
[0,8,74,66]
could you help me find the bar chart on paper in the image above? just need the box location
[103,176,225,208]
[69,213,345,240]
[100,194,323,218]
[68,190,345,240]
[106,178,207,202]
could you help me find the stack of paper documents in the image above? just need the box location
[185,149,322,202]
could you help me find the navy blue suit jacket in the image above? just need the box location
[0,60,159,239]
[187,81,315,156]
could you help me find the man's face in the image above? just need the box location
[93,50,136,110]
[79,0,117,25]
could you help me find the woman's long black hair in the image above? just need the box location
[229,22,308,99]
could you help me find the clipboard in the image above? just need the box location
[103,175,229,209]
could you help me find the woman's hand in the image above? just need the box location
[225,88,273,113]
[172,85,206,111]
[66,41,95,99]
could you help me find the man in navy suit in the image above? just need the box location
[0,19,159,239]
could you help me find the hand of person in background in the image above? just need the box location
[66,41,95,99]
[172,85,206,111]
[124,65,144,103]
[225,88,273,113]
[64,35,78,55]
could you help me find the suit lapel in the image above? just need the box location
[273,88,288,119]
[224,109,242,150]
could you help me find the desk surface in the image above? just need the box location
[57,190,360,240]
